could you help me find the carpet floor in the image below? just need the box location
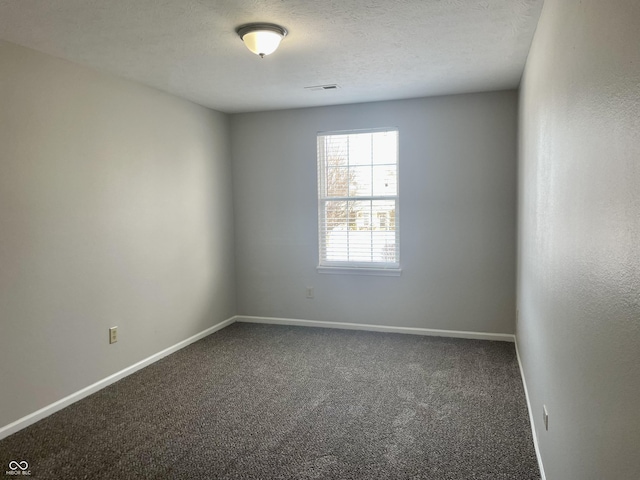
[0,323,540,479]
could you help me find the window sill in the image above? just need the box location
[316,266,402,277]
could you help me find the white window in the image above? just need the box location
[317,128,400,275]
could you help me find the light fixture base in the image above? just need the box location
[236,23,288,39]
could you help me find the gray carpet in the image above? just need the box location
[0,323,540,479]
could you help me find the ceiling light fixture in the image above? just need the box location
[236,23,288,58]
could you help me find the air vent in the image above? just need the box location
[304,84,340,91]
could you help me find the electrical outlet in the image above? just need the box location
[306,287,314,299]
[109,326,118,344]
[543,405,549,431]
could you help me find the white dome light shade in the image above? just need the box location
[236,23,288,58]
[242,30,282,56]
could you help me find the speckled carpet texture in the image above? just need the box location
[0,323,540,479]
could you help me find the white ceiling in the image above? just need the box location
[0,0,543,113]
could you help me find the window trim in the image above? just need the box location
[316,266,402,276]
[316,127,400,275]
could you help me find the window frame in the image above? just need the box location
[316,127,401,276]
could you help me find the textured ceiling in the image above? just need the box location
[0,0,543,113]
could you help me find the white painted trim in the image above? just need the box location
[0,315,517,442]
[235,315,515,342]
[316,266,402,276]
[0,316,237,440]
[515,337,547,480]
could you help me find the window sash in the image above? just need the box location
[317,128,399,269]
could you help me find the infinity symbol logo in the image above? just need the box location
[8,461,29,471]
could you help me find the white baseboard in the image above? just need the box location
[515,338,547,480]
[0,315,516,442]
[235,315,515,342]
[0,316,237,441]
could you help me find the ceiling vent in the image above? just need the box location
[304,84,340,91]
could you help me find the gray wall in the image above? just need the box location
[517,0,640,478]
[0,41,236,428]
[231,91,518,333]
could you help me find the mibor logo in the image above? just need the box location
[6,461,31,476]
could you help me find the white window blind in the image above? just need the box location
[317,128,399,271]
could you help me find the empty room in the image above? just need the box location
[0,0,638,479]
